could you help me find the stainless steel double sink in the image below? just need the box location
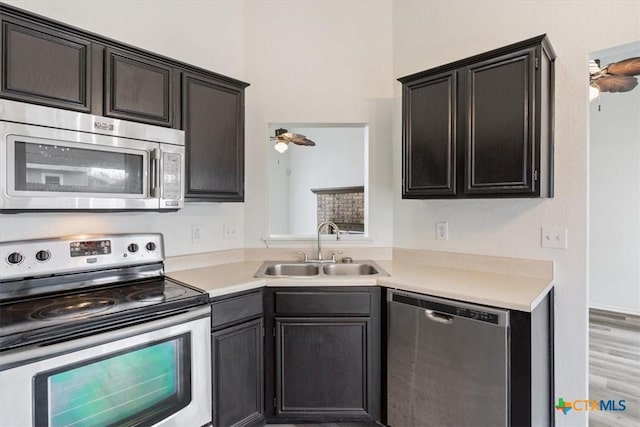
[254,260,388,278]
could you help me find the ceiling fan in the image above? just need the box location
[270,128,316,153]
[590,57,640,97]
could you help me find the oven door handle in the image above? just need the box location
[150,148,161,198]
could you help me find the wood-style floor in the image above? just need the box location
[589,308,640,427]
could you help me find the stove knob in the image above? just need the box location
[127,243,139,253]
[7,252,24,265]
[145,242,156,252]
[35,250,51,262]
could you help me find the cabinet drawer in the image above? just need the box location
[211,291,263,329]
[275,291,371,315]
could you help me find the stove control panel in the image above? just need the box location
[70,240,112,257]
[0,234,164,281]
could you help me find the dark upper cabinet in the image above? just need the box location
[402,70,457,196]
[104,48,176,127]
[182,73,245,202]
[400,35,555,199]
[0,15,92,112]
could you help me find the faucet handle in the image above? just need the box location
[296,251,309,262]
[330,251,343,262]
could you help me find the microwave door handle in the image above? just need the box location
[150,149,160,198]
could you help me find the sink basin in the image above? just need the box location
[322,263,379,276]
[262,263,319,277]
[255,260,388,278]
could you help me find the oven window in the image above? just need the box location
[13,140,144,195]
[34,334,191,427]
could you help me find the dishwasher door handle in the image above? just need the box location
[425,309,453,324]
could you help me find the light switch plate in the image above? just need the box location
[541,227,567,249]
[223,224,238,240]
[192,224,203,243]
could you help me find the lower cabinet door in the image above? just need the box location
[275,317,372,420]
[212,318,264,427]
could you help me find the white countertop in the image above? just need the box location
[167,258,553,312]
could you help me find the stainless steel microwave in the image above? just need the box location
[0,99,185,211]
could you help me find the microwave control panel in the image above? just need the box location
[163,152,182,202]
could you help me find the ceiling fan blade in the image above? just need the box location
[593,75,638,93]
[605,57,640,76]
[282,132,316,146]
[293,138,316,146]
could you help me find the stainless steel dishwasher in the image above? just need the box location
[387,290,509,427]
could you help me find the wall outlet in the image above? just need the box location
[192,224,203,243]
[223,224,238,240]
[541,227,567,249]
[436,222,449,240]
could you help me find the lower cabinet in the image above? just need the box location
[211,291,265,427]
[264,287,382,423]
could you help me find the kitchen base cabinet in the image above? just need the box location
[264,287,381,424]
[510,289,554,427]
[211,291,265,427]
[212,319,264,427]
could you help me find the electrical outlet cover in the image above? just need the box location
[436,222,449,241]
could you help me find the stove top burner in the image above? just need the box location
[127,284,188,303]
[0,277,208,351]
[27,297,117,321]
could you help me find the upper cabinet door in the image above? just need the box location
[463,49,536,195]
[0,16,92,112]
[182,73,244,202]
[104,48,175,127]
[402,70,457,198]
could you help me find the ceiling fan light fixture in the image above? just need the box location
[274,140,288,153]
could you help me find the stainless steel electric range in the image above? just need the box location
[0,233,212,427]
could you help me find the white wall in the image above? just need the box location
[243,0,394,247]
[0,0,247,256]
[392,2,640,426]
[589,44,640,315]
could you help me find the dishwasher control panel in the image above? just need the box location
[454,307,499,324]
[389,290,508,326]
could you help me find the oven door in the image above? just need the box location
[0,305,211,427]
[0,121,162,210]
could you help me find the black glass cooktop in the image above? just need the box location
[0,278,209,351]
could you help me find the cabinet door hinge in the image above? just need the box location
[262,327,265,337]
[273,398,277,408]
[533,169,539,181]
[272,327,276,337]
[535,57,539,69]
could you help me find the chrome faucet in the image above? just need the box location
[311,221,341,263]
